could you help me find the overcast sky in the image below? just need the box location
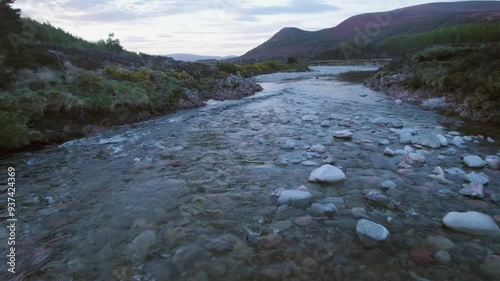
[14,0,478,56]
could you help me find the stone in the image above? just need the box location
[436,134,448,146]
[434,250,451,265]
[379,139,390,145]
[416,134,442,149]
[391,119,404,129]
[459,181,484,199]
[372,117,390,125]
[399,132,414,144]
[441,147,457,155]
[126,230,157,261]
[259,234,283,250]
[384,147,395,156]
[408,153,426,164]
[442,211,500,236]
[433,166,445,175]
[429,174,452,184]
[424,235,454,252]
[409,248,434,265]
[309,165,346,184]
[277,190,313,207]
[271,221,293,233]
[404,145,415,153]
[311,144,326,154]
[320,121,332,127]
[351,207,367,218]
[310,203,338,217]
[453,136,466,148]
[281,140,296,150]
[464,172,489,185]
[444,167,465,175]
[486,158,500,170]
[487,137,496,143]
[301,115,317,122]
[394,99,402,105]
[302,161,318,166]
[463,136,473,142]
[366,191,390,204]
[356,219,390,247]
[333,130,353,139]
[463,155,485,168]
[448,131,460,136]
[381,181,396,190]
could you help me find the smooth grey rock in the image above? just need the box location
[281,140,296,150]
[333,130,353,139]
[277,190,313,207]
[436,134,448,146]
[391,119,404,128]
[320,121,331,127]
[384,147,395,156]
[309,165,346,184]
[487,137,495,143]
[441,147,457,155]
[434,250,451,264]
[408,153,426,164]
[379,139,390,145]
[463,155,485,168]
[301,115,317,122]
[310,203,338,217]
[373,117,390,125]
[381,181,396,190]
[442,211,500,236]
[453,136,467,148]
[433,166,445,175]
[356,219,390,247]
[302,161,318,166]
[366,191,390,204]
[311,144,326,154]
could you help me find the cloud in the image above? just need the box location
[242,0,339,16]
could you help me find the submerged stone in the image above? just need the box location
[442,211,500,236]
[356,219,390,247]
[309,165,346,183]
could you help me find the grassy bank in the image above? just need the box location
[216,60,310,77]
[368,43,500,122]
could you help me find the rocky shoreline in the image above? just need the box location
[364,44,500,123]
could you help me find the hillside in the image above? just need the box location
[365,43,500,122]
[239,1,500,61]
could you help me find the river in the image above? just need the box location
[1,66,499,281]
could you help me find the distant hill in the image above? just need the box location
[239,1,500,61]
[166,53,237,62]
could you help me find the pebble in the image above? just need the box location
[277,190,313,207]
[323,197,346,209]
[464,172,489,185]
[356,219,390,247]
[320,121,331,127]
[302,161,318,166]
[281,140,296,150]
[409,248,434,265]
[487,137,496,143]
[463,155,485,168]
[351,207,367,218]
[384,147,395,156]
[434,250,451,264]
[442,211,500,236]
[432,166,445,175]
[301,115,317,122]
[309,165,346,184]
[311,144,326,154]
[424,235,455,251]
[381,181,396,190]
[333,130,353,139]
[460,182,485,198]
[408,153,426,164]
[436,134,448,146]
[379,139,390,145]
[310,203,338,217]
[445,167,465,175]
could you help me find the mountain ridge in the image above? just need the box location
[239,1,500,61]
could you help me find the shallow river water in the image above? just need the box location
[1,66,500,281]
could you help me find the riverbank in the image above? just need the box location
[365,44,500,123]
[1,45,275,155]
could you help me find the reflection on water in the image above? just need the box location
[1,66,499,281]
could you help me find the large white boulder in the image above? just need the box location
[309,165,346,183]
[442,211,500,236]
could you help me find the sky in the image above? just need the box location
[13,0,480,56]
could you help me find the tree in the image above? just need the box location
[0,0,22,56]
[286,56,298,64]
[105,32,123,52]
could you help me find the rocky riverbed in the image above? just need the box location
[0,66,499,281]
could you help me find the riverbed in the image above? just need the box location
[1,66,499,281]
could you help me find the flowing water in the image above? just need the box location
[1,66,500,281]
